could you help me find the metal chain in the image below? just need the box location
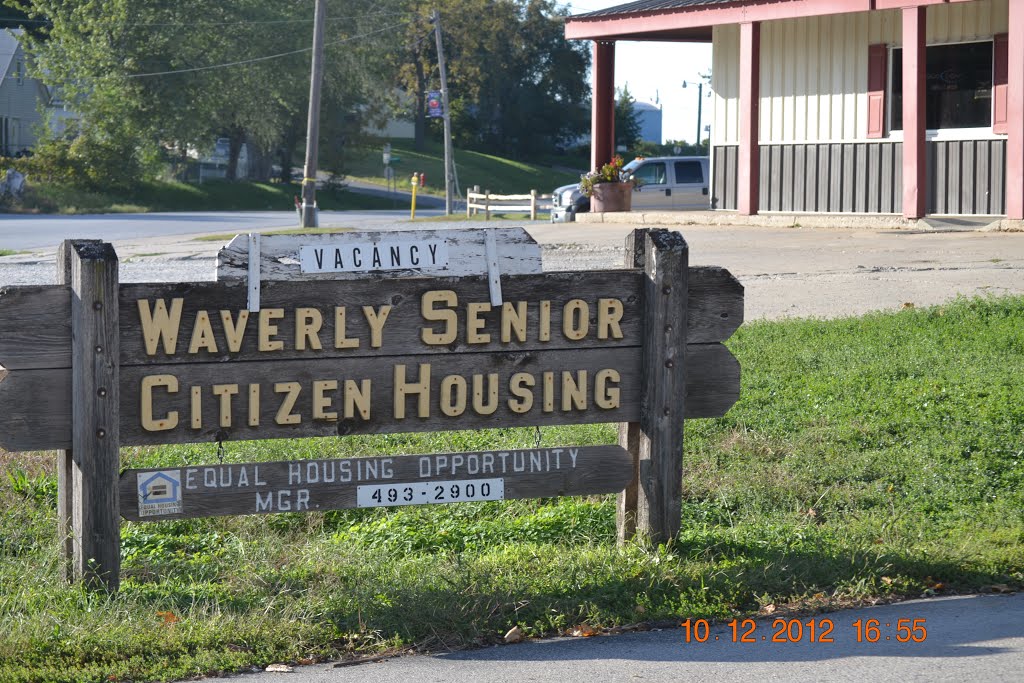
[215,430,227,464]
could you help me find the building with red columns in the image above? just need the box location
[566,0,1022,220]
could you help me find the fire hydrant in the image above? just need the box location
[410,172,419,220]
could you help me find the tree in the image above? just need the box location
[614,86,641,151]
[8,0,389,184]
[390,0,590,157]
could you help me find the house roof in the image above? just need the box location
[0,29,21,81]
[564,0,895,42]
[574,0,739,20]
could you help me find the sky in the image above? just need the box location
[563,1,713,145]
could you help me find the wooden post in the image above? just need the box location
[485,189,491,221]
[56,240,97,581]
[617,229,646,543]
[635,229,688,543]
[68,241,121,591]
[530,189,538,220]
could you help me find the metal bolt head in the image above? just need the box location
[662,286,672,295]
[96,428,106,438]
[93,301,102,311]
[665,359,675,369]
[97,388,107,398]
[95,345,103,354]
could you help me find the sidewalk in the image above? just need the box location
[231,593,1024,683]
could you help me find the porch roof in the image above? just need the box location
[564,0,944,42]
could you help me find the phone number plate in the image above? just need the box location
[356,478,505,508]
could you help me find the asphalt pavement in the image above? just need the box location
[231,593,1023,683]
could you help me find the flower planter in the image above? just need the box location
[590,181,633,213]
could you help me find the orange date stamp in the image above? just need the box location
[681,617,928,644]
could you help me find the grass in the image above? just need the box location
[0,249,22,257]
[2,296,1022,682]
[346,141,580,197]
[10,180,397,214]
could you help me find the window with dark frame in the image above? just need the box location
[890,40,993,130]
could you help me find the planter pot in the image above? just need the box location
[590,181,633,213]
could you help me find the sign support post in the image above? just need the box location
[618,229,689,544]
[67,240,121,591]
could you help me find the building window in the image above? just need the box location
[15,60,23,85]
[891,40,993,130]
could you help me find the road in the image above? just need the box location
[232,593,1024,683]
[0,209,444,251]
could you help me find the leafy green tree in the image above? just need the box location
[8,0,390,185]
[614,86,641,151]
[391,0,590,157]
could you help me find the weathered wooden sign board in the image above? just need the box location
[0,227,743,591]
[121,446,631,521]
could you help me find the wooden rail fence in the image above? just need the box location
[466,186,552,220]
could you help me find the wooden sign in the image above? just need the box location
[119,445,632,521]
[0,228,744,591]
[0,269,742,451]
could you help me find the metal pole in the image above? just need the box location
[432,9,454,215]
[301,0,326,228]
[696,83,703,152]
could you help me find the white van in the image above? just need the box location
[550,155,709,222]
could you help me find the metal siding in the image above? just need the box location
[712,25,740,145]
[711,145,740,210]
[962,142,976,214]
[727,146,738,209]
[793,145,806,212]
[713,2,1009,145]
[991,140,1005,214]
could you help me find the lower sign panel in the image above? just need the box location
[357,478,505,508]
[119,445,632,521]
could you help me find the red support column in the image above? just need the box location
[737,22,760,216]
[591,41,616,172]
[1007,0,1024,219]
[902,7,927,219]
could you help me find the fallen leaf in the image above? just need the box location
[503,626,524,644]
[265,664,293,673]
[902,302,915,309]
[881,576,894,585]
[570,623,598,637]
[635,605,646,614]
[156,611,178,625]
[762,604,776,614]
[297,658,315,666]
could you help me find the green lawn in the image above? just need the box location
[11,180,397,214]
[2,296,1022,682]
[346,141,581,197]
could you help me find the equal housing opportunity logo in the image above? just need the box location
[137,470,183,517]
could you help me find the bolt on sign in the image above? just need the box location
[0,228,741,591]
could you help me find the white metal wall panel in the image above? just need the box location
[711,0,1008,146]
[711,24,739,145]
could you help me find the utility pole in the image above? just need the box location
[431,9,454,215]
[301,0,326,228]
[696,82,703,151]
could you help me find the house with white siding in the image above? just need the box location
[566,0,1023,221]
[0,29,62,157]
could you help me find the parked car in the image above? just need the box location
[550,155,710,222]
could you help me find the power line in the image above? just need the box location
[126,21,408,78]
[2,11,409,28]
